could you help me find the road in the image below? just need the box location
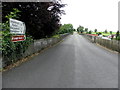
[3,32,118,88]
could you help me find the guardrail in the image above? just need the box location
[83,34,120,53]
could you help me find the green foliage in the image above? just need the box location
[94,29,97,33]
[117,36,120,40]
[116,31,120,40]
[77,26,84,33]
[72,29,76,32]
[88,30,92,34]
[110,31,112,34]
[2,2,65,39]
[5,8,21,19]
[85,28,88,33]
[52,34,60,38]
[58,24,74,34]
[104,29,108,33]
[1,8,33,66]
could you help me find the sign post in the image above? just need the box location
[10,18,26,42]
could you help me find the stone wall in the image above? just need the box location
[2,33,69,67]
[83,34,120,53]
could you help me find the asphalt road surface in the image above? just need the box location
[3,32,118,88]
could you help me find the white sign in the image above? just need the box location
[10,18,26,34]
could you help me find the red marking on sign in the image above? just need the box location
[12,35,26,42]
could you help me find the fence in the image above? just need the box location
[83,34,120,53]
[2,33,69,68]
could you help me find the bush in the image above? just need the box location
[116,31,120,40]
[116,36,120,40]
[58,24,74,34]
[88,30,92,34]
[2,33,33,66]
[1,8,33,67]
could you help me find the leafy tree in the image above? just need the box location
[104,29,108,33]
[73,29,76,31]
[97,32,102,35]
[94,29,97,33]
[110,31,112,34]
[1,8,33,66]
[116,30,120,40]
[88,30,92,34]
[85,28,88,33]
[2,1,65,39]
[77,26,84,33]
[58,24,74,34]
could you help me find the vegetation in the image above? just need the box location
[116,31,120,40]
[2,1,65,39]
[1,8,33,66]
[77,26,84,33]
[76,25,120,40]
[91,32,116,35]
[52,34,60,38]
[110,31,112,34]
[88,30,92,34]
[1,1,68,67]
[57,24,74,34]
[85,28,88,33]
[104,30,108,33]
[94,29,97,33]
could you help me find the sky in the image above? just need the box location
[60,0,119,32]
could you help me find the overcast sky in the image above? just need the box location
[60,0,119,32]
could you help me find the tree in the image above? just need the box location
[116,30,120,40]
[1,8,33,66]
[58,24,74,34]
[94,29,97,33]
[98,32,102,35]
[2,1,65,39]
[85,28,88,33]
[110,31,112,34]
[88,30,92,34]
[77,26,84,33]
[73,29,76,31]
[104,30,108,33]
